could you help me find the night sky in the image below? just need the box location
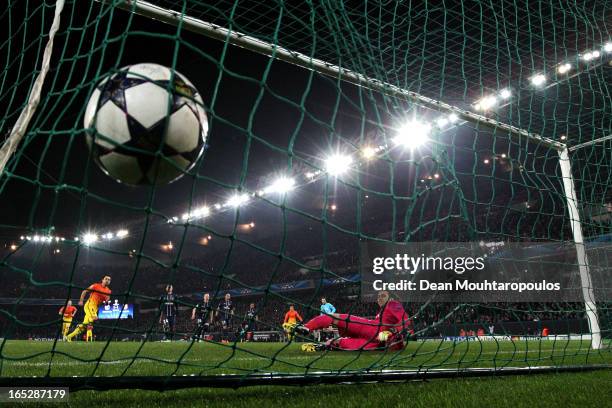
[1,0,610,283]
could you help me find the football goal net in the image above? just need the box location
[0,0,610,389]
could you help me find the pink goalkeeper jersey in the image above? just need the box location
[375,300,411,332]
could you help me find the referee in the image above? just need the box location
[160,285,178,341]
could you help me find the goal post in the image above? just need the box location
[113,0,603,351]
[558,147,602,350]
[0,0,66,175]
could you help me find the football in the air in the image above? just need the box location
[83,63,208,185]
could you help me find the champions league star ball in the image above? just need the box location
[83,63,208,185]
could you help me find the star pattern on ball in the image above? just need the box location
[121,115,181,158]
[98,71,148,111]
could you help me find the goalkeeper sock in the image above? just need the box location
[304,315,333,331]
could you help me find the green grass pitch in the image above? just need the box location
[1,339,610,407]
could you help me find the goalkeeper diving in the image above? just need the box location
[296,291,412,351]
[66,276,111,342]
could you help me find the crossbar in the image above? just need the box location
[113,0,564,150]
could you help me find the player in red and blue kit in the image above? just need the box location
[296,291,412,351]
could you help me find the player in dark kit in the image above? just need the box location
[191,292,213,341]
[159,285,178,341]
[216,293,234,331]
[240,302,258,341]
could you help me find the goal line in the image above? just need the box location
[2,365,610,390]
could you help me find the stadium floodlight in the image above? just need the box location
[102,232,114,240]
[82,233,98,245]
[192,206,210,218]
[581,51,600,61]
[499,88,512,99]
[324,154,353,176]
[33,236,41,242]
[530,73,546,86]
[361,146,376,160]
[448,113,459,123]
[226,193,250,207]
[557,63,572,74]
[116,229,129,238]
[436,117,449,127]
[264,176,295,194]
[181,213,190,220]
[393,120,431,149]
[474,95,498,111]
[605,42,612,53]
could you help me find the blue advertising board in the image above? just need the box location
[98,301,134,319]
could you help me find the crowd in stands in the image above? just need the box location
[3,279,602,341]
[1,183,609,341]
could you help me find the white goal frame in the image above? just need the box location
[3,0,601,349]
[116,0,604,348]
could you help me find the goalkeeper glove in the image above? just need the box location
[377,331,393,342]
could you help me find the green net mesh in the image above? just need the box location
[0,0,610,388]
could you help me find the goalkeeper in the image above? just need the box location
[296,291,411,351]
[66,276,111,342]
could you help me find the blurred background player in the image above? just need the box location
[66,276,111,342]
[85,324,94,342]
[240,302,258,342]
[58,300,77,341]
[160,284,178,341]
[282,304,303,341]
[320,297,336,315]
[192,292,213,341]
[317,297,336,342]
[216,293,234,333]
[297,291,411,351]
